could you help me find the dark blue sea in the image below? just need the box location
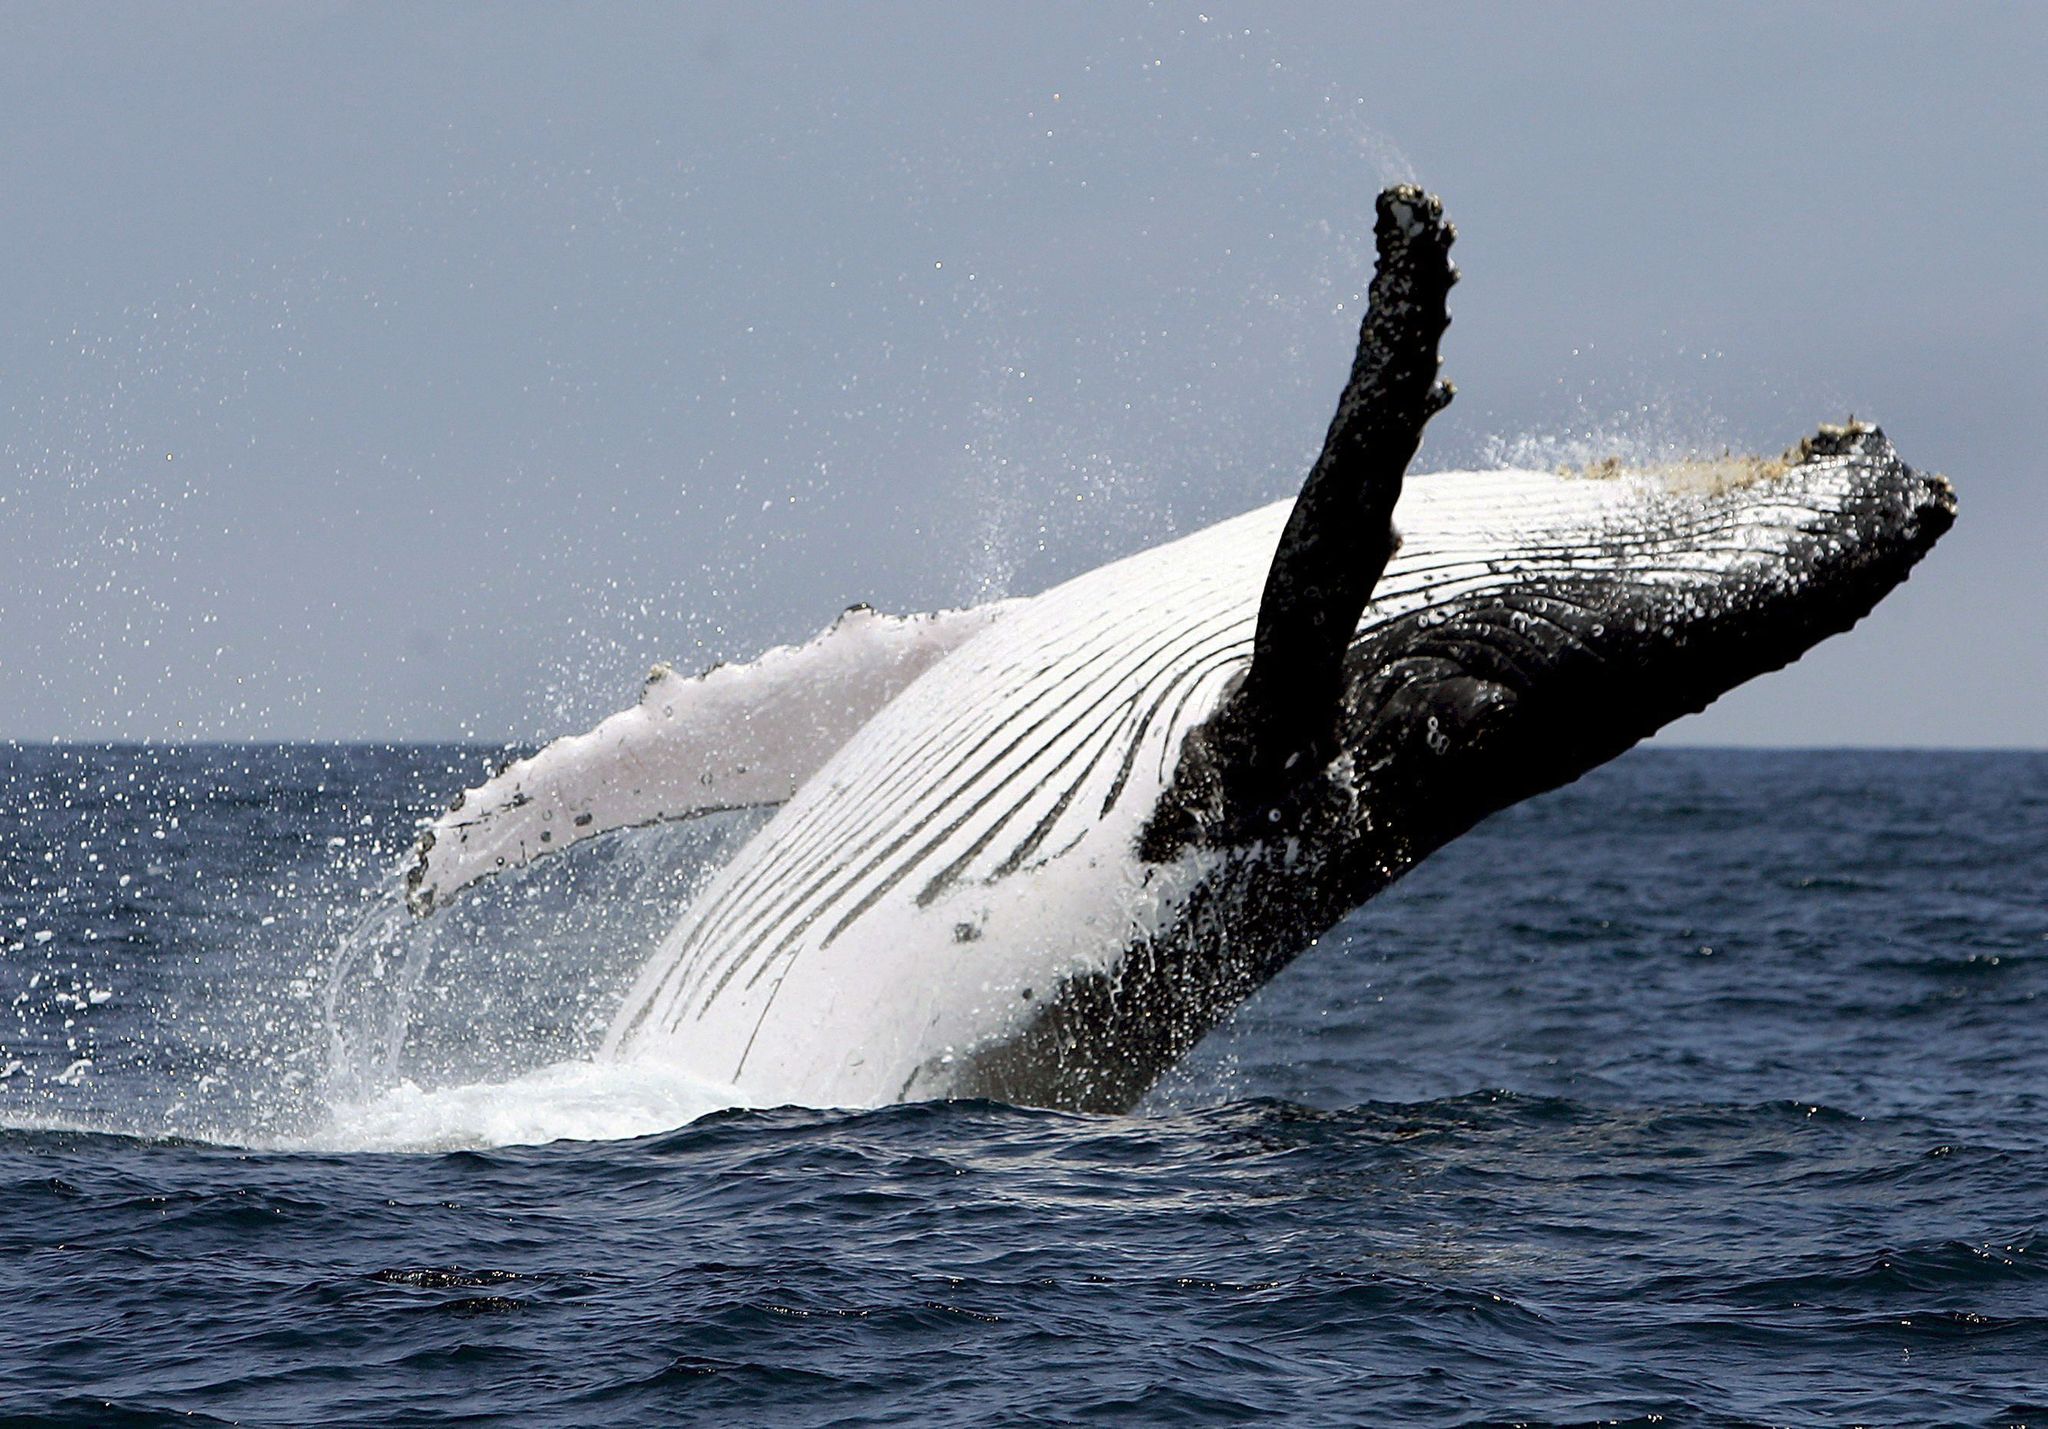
[1,745,2042,1427]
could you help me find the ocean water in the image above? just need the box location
[1,744,2043,1426]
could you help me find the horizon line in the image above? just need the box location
[3,738,2043,755]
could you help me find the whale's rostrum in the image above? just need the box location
[403,187,1955,1113]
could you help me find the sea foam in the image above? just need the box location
[305,1057,748,1153]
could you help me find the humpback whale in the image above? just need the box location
[404,188,1955,1113]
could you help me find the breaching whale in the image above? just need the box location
[404,188,1955,1113]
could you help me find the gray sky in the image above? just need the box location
[3,3,2041,745]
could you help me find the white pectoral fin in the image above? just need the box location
[403,600,1017,915]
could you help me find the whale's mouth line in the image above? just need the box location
[1348,464,1954,756]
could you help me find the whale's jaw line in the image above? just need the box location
[947,427,1955,1113]
[1338,425,1955,823]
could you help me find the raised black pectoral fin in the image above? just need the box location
[1144,185,1458,858]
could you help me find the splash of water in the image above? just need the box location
[1476,393,1738,475]
[307,1057,751,1153]
[305,808,771,1151]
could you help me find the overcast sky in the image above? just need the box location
[3,3,2041,745]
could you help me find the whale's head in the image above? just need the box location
[1335,423,1955,860]
[1030,422,1958,1115]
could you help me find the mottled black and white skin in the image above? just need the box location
[405,188,1955,1113]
